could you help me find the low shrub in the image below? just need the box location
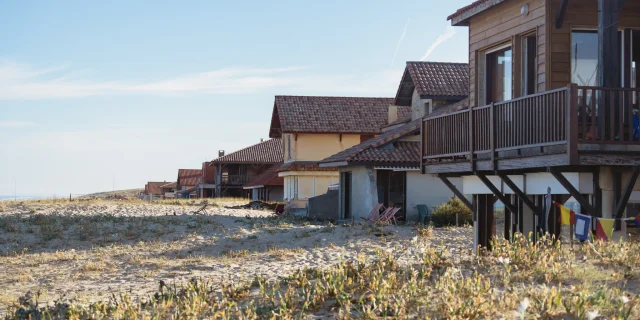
[430,197,472,227]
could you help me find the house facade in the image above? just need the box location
[143,181,171,200]
[319,62,469,221]
[268,95,411,210]
[197,161,217,198]
[422,0,640,250]
[175,169,201,199]
[243,163,284,201]
[209,138,283,198]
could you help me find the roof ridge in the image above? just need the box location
[405,61,468,65]
[275,95,394,99]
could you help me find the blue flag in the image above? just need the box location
[574,213,591,241]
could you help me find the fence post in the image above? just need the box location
[469,108,475,171]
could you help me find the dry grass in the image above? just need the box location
[4,233,640,319]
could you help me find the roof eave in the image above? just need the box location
[420,95,468,101]
[449,0,508,26]
[318,161,349,168]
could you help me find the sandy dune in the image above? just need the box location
[0,201,473,313]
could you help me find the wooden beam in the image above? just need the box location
[555,0,568,29]
[476,173,519,214]
[598,0,626,88]
[438,175,472,210]
[497,173,540,214]
[549,170,595,215]
[614,168,640,219]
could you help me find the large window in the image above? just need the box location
[571,30,598,86]
[486,46,513,103]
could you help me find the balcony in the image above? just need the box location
[422,84,640,173]
[219,175,256,186]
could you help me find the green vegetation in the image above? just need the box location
[430,197,473,227]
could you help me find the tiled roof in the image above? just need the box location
[177,169,202,187]
[269,96,410,138]
[447,0,508,24]
[320,99,470,166]
[160,182,176,189]
[382,115,412,130]
[243,163,284,189]
[145,182,168,195]
[319,119,421,166]
[211,138,283,164]
[395,62,468,106]
[278,161,338,172]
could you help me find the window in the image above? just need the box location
[521,35,537,96]
[425,101,431,115]
[486,46,513,103]
[571,30,598,86]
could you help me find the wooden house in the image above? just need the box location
[268,95,411,211]
[197,161,217,198]
[422,0,640,250]
[209,138,283,198]
[319,62,469,221]
[175,169,201,199]
[143,181,171,200]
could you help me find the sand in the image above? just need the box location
[0,200,473,314]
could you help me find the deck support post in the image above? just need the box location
[476,173,519,214]
[473,194,495,251]
[549,170,595,216]
[438,175,472,210]
[614,167,640,220]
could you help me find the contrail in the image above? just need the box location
[391,18,411,67]
[421,25,456,61]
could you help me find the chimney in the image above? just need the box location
[260,138,264,142]
[218,150,225,157]
[388,105,398,124]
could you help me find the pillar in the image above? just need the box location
[600,166,615,218]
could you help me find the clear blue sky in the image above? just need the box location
[0,0,472,197]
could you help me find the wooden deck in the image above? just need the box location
[422,84,640,174]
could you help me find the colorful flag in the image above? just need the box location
[630,215,640,227]
[595,218,615,241]
[574,213,591,241]
[553,201,576,225]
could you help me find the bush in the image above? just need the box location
[430,198,472,227]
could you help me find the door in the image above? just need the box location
[342,172,352,219]
[376,170,407,221]
[486,46,513,103]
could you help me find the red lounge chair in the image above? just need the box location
[377,207,401,225]
[366,203,385,220]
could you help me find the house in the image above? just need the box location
[243,163,284,201]
[175,169,202,199]
[422,0,640,250]
[143,181,171,200]
[209,138,283,198]
[268,95,411,210]
[159,182,176,199]
[197,161,217,198]
[319,62,469,221]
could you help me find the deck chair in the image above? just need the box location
[365,203,385,221]
[363,206,392,222]
[192,202,208,215]
[376,207,401,225]
[417,205,430,225]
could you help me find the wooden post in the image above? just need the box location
[598,0,625,88]
[566,84,579,165]
[489,103,496,170]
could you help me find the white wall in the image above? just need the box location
[406,172,461,221]
[340,166,378,220]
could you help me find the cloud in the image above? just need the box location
[391,18,411,67]
[0,121,36,128]
[420,25,457,61]
[0,61,401,100]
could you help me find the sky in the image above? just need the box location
[0,0,472,197]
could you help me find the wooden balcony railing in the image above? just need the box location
[220,175,256,185]
[422,84,640,168]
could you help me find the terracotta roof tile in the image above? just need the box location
[177,169,201,187]
[243,163,284,188]
[145,182,168,195]
[320,99,470,166]
[269,96,410,138]
[278,161,338,172]
[211,138,283,164]
[395,62,468,106]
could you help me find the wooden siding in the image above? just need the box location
[468,0,547,107]
[548,0,640,90]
